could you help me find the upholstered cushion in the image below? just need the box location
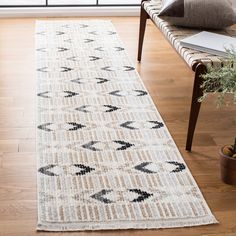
[158,0,236,29]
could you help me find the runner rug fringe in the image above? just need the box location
[36,20,218,231]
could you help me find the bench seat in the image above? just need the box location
[138,0,236,151]
[142,0,236,70]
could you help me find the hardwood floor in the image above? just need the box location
[0,17,235,236]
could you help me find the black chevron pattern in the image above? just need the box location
[109,90,122,97]
[56,31,65,35]
[37,122,53,132]
[120,121,138,130]
[113,140,134,151]
[109,90,148,97]
[37,91,50,98]
[115,47,125,51]
[167,161,186,173]
[101,66,113,72]
[123,66,135,71]
[38,164,95,176]
[67,56,77,62]
[75,105,91,113]
[82,141,101,151]
[58,47,69,52]
[104,105,120,112]
[94,46,104,51]
[37,67,48,73]
[134,162,156,174]
[90,190,114,204]
[73,164,95,176]
[96,78,109,84]
[67,122,86,131]
[63,91,79,98]
[38,164,58,176]
[84,38,95,43]
[37,91,79,98]
[89,56,101,61]
[134,90,148,96]
[36,48,47,52]
[75,105,120,113]
[89,31,98,35]
[129,189,153,202]
[61,67,73,72]
[149,121,164,129]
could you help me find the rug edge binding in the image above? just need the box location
[37,215,218,231]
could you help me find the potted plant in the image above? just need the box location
[199,49,236,185]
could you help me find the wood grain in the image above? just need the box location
[0,17,235,236]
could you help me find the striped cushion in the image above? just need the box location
[143,0,236,69]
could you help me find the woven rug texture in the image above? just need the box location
[36,20,217,231]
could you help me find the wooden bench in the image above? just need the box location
[138,0,236,151]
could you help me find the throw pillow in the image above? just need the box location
[158,0,236,29]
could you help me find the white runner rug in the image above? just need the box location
[36,20,217,231]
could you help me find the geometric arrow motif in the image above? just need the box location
[75,105,91,113]
[90,189,153,204]
[90,189,114,204]
[37,122,53,132]
[88,31,98,35]
[84,39,95,43]
[149,121,164,129]
[82,141,101,151]
[73,164,95,176]
[120,121,138,130]
[101,66,135,72]
[109,90,148,97]
[38,164,58,176]
[36,48,47,53]
[38,164,95,176]
[37,91,51,98]
[61,67,73,72]
[119,121,163,130]
[115,46,125,51]
[101,66,113,72]
[96,78,109,84]
[37,67,48,73]
[37,122,86,131]
[75,105,120,113]
[64,91,79,98]
[67,122,86,131]
[167,161,186,173]
[37,91,79,98]
[104,105,120,112]
[134,162,156,174]
[56,31,65,35]
[113,140,134,151]
[80,140,134,151]
[134,90,148,96]
[71,77,108,84]
[123,66,135,71]
[129,189,153,202]
[58,47,69,52]
[89,56,101,61]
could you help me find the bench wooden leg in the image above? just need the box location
[186,63,206,151]
[138,3,149,62]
